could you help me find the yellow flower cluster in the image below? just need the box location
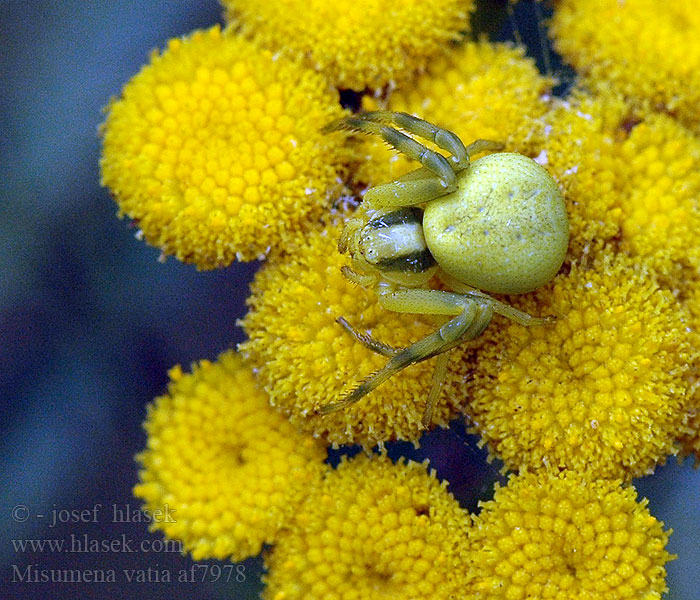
[101,26,348,268]
[467,470,673,599]
[355,40,553,187]
[463,253,693,480]
[222,0,475,90]
[106,2,700,596]
[550,0,700,131]
[240,219,468,448]
[133,351,327,561]
[263,453,471,600]
[679,411,700,467]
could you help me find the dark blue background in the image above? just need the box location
[1,1,697,598]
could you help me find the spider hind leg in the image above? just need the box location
[320,290,494,427]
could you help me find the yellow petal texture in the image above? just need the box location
[550,0,700,131]
[133,351,327,561]
[221,0,475,90]
[100,26,349,268]
[467,470,674,600]
[464,252,693,480]
[263,453,471,600]
[354,40,553,187]
[239,218,468,448]
[678,282,700,465]
[678,409,700,467]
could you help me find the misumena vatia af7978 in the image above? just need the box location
[320,111,569,427]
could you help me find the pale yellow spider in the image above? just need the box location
[320,111,569,427]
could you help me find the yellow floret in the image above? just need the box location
[354,40,553,187]
[550,0,700,131]
[133,351,327,561]
[100,26,348,268]
[263,453,471,600]
[222,0,475,90]
[467,470,674,599]
[463,252,694,480]
[239,218,468,448]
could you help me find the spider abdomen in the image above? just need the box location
[423,152,569,294]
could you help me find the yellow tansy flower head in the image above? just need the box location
[355,40,553,187]
[466,252,693,480]
[133,351,327,561]
[551,0,700,131]
[541,92,700,283]
[263,453,471,600]
[240,218,469,448]
[100,26,348,268]
[609,112,700,283]
[467,470,674,600]
[222,0,475,90]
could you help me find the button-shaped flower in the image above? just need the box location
[263,453,471,600]
[101,26,349,268]
[551,0,700,132]
[467,470,674,600]
[464,253,694,480]
[134,351,327,561]
[222,0,476,90]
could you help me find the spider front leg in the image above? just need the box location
[363,137,504,209]
[319,289,495,428]
[364,167,456,210]
[324,113,459,208]
[323,111,504,209]
[353,111,472,170]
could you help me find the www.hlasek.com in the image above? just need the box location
[12,563,246,584]
[12,533,181,554]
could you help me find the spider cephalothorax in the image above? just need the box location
[321,111,569,427]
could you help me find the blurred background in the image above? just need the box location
[1,1,697,598]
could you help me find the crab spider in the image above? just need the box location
[319,111,569,428]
